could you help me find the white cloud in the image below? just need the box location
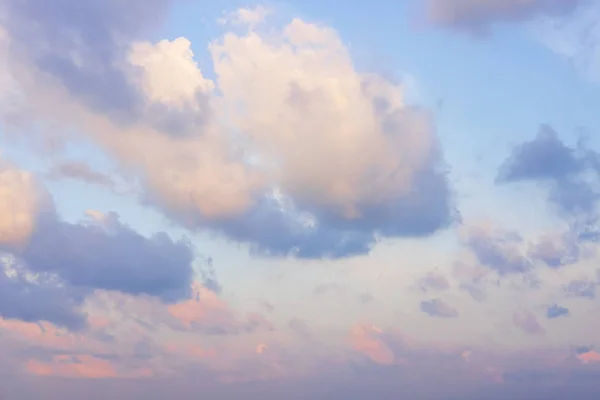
[211,18,436,219]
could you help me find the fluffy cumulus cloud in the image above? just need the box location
[426,0,586,34]
[0,0,457,259]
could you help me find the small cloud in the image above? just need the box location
[357,293,374,304]
[313,283,343,296]
[513,310,545,335]
[218,6,272,29]
[256,343,269,354]
[198,256,222,294]
[577,350,600,364]
[546,304,569,319]
[288,318,311,339]
[417,271,451,292]
[420,298,459,318]
[459,282,487,302]
[259,300,275,313]
[463,222,532,275]
[46,161,115,188]
[349,324,395,365]
[565,279,596,299]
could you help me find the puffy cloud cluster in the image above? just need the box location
[0,1,457,259]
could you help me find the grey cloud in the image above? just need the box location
[528,233,580,268]
[546,304,569,319]
[181,161,458,259]
[497,126,600,266]
[420,298,459,318]
[497,125,600,217]
[358,293,374,304]
[513,311,545,335]
[497,125,587,183]
[198,256,222,294]
[1,0,208,136]
[466,227,532,275]
[459,282,487,302]
[565,279,596,299]
[288,318,311,339]
[313,283,344,296]
[427,0,586,35]
[0,260,87,330]
[46,161,115,188]
[417,271,451,292]
[20,212,194,303]
[0,0,172,121]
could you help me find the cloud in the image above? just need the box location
[0,159,43,249]
[26,354,152,379]
[20,211,194,303]
[218,5,273,28]
[313,283,344,296]
[0,259,87,330]
[528,232,580,268]
[513,310,545,335]
[546,304,570,319]
[463,221,532,275]
[565,279,596,299]
[417,270,451,292]
[357,293,374,304]
[460,282,487,302]
[420,298,459,318]
[577,350,600,364]
[497,126,600,268]
[0,158,197,328]
[0,0,177,122]
[497,125,587,183]
[497,125,600,217]
[288,318,311,339]
[198,256,222,294]
[532,1,600,83]
[349,324,395,365]
[426,0,585,35]
[0,9,457,259]
[46,161,115,188]
[167,283,272,335]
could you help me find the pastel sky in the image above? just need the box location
[1,0,600,399]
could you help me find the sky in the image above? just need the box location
[1,0,600,398]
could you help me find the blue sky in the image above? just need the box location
[1,0,600,399]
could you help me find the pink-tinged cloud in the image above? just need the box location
[256,343,269,354]
[0,318,102,352]
[26,354,152,379]
[577,350,600,364]
[167,284,272,334]
[168,285,233,328]
[349,324,395,365]
[164,343,216,360]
